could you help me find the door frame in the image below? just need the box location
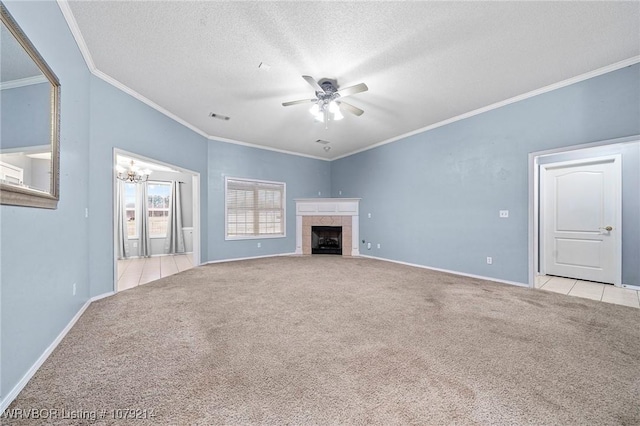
[539,155,621,285]
[528,135,639,289]
[112,148,201,293]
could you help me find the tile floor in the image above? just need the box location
[536,275,640,309]
[117,254,193,292]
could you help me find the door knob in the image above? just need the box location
[599,226,613,231]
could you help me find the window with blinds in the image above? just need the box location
[225,177,286,239]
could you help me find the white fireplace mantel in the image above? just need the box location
[295,198,360,256]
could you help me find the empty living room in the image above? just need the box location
[1,1,639,424]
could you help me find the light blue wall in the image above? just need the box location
[0,83,50,149]
[1,0,638,410]
[331,64,640,285]
[1,0,91,399]
[0,0,211,402]
[89,76,209,296]
[207,141,330,261]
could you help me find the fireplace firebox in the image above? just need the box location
[312,226,342,255]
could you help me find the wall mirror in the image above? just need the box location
[0,3,60,209]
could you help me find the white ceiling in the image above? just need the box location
[1,23,44,82]
[65,1,640,160]
[116,154,178,173]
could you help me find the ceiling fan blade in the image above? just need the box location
[335,82,368,98]
[282,99,317,107]
[337,101,364,116]
[302,75,325,93]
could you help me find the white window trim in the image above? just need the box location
[225,176,287,241]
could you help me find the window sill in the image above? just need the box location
[225,234,286,241]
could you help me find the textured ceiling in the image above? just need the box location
[66,1,640,159]
[1,24,43,82]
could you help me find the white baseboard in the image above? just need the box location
[90,291,116,302]
[0,291,115,413]
[204,252,296,265]
[358,255,529,288]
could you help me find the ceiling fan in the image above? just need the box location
[282,76,368,125]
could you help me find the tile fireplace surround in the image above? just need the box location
[295,198,360,257]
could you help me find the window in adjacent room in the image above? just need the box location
[147,181,171,237]
[225,177,286,239]
[124,182,138,238]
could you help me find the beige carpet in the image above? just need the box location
[6,256,640,425]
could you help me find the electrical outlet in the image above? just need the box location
[72,283,76,296]
[257,242,261,248]
[499,210,509,218]
[318,191,322,196]
[339,190,342,195]
[487,257,493,265]
[377,243,381,249]
[85,208,89,218]
[367,242,372,250]
[367,213,372,219]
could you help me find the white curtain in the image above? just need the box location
[138,182,151,257]
[116,180,130,259]
[164,181,185,254]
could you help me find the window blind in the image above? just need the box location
[226,178,285,238]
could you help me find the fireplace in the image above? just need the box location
[295,198,360,257]
[312,226,342,255]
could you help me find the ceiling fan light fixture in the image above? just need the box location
[284,75,368,126]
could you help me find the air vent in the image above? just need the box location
[209,112,230,121]
[315,139,330,145]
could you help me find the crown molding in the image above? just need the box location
[57,0,639,164]
[0,75,48,90]
[332,56,640,161]
[56,0,329,161]
[92,68,210,139]
[59,0,209,139]
[57,0,95,71]
[206,135,330,161]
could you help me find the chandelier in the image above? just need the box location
[116,160,151,183]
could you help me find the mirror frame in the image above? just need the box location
[0,3,60,209]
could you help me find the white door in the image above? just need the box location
[541,156,621,285]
